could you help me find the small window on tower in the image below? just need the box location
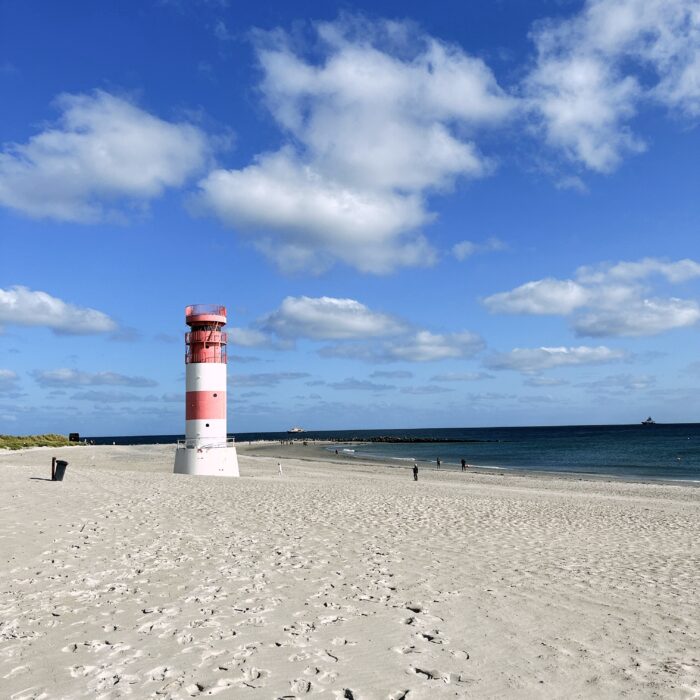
[206,423,210,427]
[213,393,218,397]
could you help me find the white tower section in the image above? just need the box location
[174,304,239,477]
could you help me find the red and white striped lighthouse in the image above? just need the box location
[174,304,239,477]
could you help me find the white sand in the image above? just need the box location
[1,444,699,699]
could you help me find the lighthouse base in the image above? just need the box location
[174,443,239,477]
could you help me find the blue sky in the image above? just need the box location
[1,0,700,435]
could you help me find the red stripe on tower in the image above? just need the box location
[185,391,227,420]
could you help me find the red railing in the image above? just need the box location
[186,304,226,318]
[186,330,227,345]
[185,348,227,364]
[185,329,227,363]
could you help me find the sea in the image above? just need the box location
[86,423,700,483]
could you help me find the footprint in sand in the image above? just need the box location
[290,677,312,693]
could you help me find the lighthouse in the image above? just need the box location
[174,304,239,477]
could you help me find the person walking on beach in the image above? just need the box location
[413,463,418,481]
[461,458,466,471]
[436,457,441,470]
[277,461,283,476]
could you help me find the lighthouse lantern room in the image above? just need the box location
[174,304,239,477]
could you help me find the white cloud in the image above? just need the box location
[371,370,413,379]
[401,385,453,394]
[578,373,656,392]
[0,90,209,221]
[230,295,482,365]
[430,371,492,382]
[576,257,700,284]
[483,257,700,337]
[389,331,485,362]
[486,345,626,373]
[0,286,117,334]
[228,327,277,348]
[329,378,393,391]
[196,17,514,273]
[320,329,484,363]
[197,150,433,274]
[526,0,700,171]
[483,278,589,315]
[574,298,700,337]
[230,372,310,387]
[465,391,517,403]
[228,354,261,364]
[452,237,506,261]
[523,376,569,387]
[555,175,588,193]
[70,390,160,403]
[526,51,643,172]
[33,368,157,387]
[262,296,405,339]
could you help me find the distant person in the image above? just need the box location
[436,457,441,470]
[413,463,418,481]
[277,461,283,476]
[461,458,466,471]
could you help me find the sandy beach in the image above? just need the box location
[1,443,699,699]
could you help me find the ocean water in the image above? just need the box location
[86,424,700,482]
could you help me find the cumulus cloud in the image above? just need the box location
[237,391,265,399]
[227,295,408,351]
[483,257,700,337]
[329,378,393,391]
[525,0,700,171]
[228,354,262,364]
[33,368,158,388]
[262,296,405,340]
[486,345,626,373]
[483,279,590,315]
[574,298,700,337]
[0,90,209,221]
[0,286,117,334]
[452,237,507,261]
[401,384,453,394]
[386,331,484,362]
[430,371,493,382]
[370,370,413,379]
[577,258,700,285]
[230,372,310,387]
[465,391,517,403]
[197,151,432,274]
[523,376,569,387]
[577,373,655,392]
[70,390,160,403]
[320,330,484,363]
[196,16,514,273]
[228,327,278,348]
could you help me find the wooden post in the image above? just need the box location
[51,456,56,481]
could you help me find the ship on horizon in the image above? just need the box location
[287,426,305,434]
[641,416,656,425]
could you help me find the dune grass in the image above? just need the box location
[0,434,76,450]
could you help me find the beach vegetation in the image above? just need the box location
[0,434,76,450]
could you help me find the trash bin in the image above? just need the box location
[53,460,68,481]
